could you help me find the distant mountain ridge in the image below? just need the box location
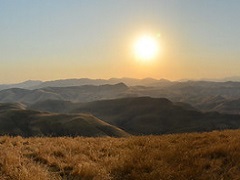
[0,80,42,91]
[0,78,171,90]
[2,77,240,91]
[0,83,130,104]
[2,79,240,114]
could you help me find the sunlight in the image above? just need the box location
[134,35,160,62]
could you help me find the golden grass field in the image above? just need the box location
[0,130,240,180]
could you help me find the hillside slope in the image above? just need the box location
[0,130,240,179]
[30,97,240,135]
[0,103,128,137]
[72,97,240,134]
[199,98,240,115]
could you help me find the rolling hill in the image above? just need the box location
[71,97,240,135]
[0,103,128,137]
[29,97,240,135]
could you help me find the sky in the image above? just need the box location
[1,0,240,83]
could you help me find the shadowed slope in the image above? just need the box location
[29,100,78,113]
[70,97,240,135]
[0,102,26,112]
[195,96,240,114]
[0,103,129,137]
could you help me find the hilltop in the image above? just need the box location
[0,130,240,179]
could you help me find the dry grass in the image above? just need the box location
[0,130,240,179]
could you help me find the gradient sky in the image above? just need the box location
[1,0,240,83]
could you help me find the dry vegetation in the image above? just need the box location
[0,130,240,180]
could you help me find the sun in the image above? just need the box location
[134,35,160,62]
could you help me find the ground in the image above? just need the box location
[0,130,240,180]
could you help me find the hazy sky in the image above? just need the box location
[1,0,240,83]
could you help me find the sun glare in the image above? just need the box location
[134,35,160,62]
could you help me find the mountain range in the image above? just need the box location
[1,78,240,137]
[2,76,240,90]
[1,80,240,114]
[0,78,171,90]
